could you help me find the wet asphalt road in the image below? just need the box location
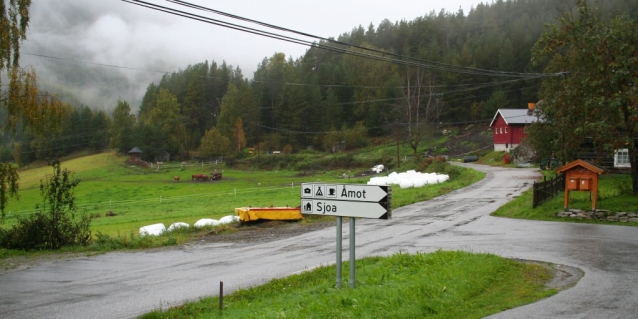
[1,163,637,318]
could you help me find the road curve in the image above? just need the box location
[1,163,637,318]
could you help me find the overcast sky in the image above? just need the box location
[19,0,482,110]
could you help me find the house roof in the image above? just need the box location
[489,109,540,127]
[556,159,607,175]
[128,146,143,154]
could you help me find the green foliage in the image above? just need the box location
[478,151,516,167]
[89,223,236,252]
[0,162,19,222]
[321,122,369,152]
[421,157,463,178]
[140,251,555,319]
[531,0,638,192]
[484,90,508,119]
[217,83,259,145]
[231,117,247,153]
[133,120,168,161]
[492,174,638,225]
[0,1,67,141]
[199,127,230,158]
[281,143,293,155]
[109,100,135,152]
[0,160,91,250]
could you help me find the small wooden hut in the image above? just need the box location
[128,146,143,162]
[556,159,607,210]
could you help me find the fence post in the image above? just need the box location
[219,281,224,312]
[532,181,537,208]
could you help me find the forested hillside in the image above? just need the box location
[9,0,638,163]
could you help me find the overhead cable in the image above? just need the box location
[123,0,561,78]
[168,0,553,78]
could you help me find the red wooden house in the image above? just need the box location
[489,107,540,152]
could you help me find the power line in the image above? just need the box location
[123,0,562,79]
[15,50,531,92]
[167,0,555,79]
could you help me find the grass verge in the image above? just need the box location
[492,173,638,226]
[139,250,556,319]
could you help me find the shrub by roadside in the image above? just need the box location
[0,161,91,250]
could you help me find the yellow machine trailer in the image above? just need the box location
[235,207,303,222]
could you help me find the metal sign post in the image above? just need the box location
[349,217,355,288]
[301,183,391,289]
[336,216,342,289]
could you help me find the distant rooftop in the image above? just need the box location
[489,109,540,127]
[128,146,143,153]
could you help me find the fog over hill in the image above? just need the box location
[19,1,203,112]
[17,0,477,113]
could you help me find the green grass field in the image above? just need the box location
[1,152,484,238]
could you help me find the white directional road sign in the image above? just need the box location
[301,199,390,219]
[301,183,388,202]
[300,183,391,219]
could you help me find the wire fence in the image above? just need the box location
[145,157,225,170]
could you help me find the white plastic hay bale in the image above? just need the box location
[367,176,387,186]
[219,215,240,224]
[399,178,414,189]
[425,174,438,184]
[168,222,190,232]
[367,171,450,188]
[436,174,450,183]
[139,223,166,236]
[386,172,399,184]
[194,218,221,227]
[413,177,426,188]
